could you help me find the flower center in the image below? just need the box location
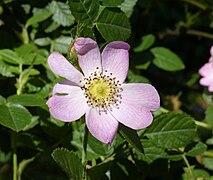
[81,67,122,113]
[88,79,110,99]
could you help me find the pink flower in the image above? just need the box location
[46,37,160,144]
[199,46,213,92]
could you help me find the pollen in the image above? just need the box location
[81,67,122,113]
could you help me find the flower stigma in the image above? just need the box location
[81,67,122,113]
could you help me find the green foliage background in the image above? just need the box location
[0,0,213,179]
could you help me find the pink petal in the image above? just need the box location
[48,52,84,86]
[47,85,87,122]
[101,41,130,83]
[74,37,102,77]
[110,83,160,129]
[200,73,213,86]
[86,108,119,144]
[199,61,213,77]
[208,85,213,92]
[121,83,160,111]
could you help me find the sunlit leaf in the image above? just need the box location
[151,47,185,71]
[0,103,31,132]
[119,0,137,18]
[48,1,75,27]
[134,34,155,52]
[26,8,52,28]
[7,94,45,107]
[100,0,124,7]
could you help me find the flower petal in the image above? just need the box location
[74,37,102,77]
[48,52,84,86]
[200,73,213,86]
[101,41,130,83]
[121,83,160,111]
[47,86,87,122]
[86,108,119,144]
[110,83,160,130]
[199,61,213,77]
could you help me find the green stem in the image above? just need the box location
[182,154,194,179]
[194,120,212,130]
[82,126,88,165]
[182,0,207,10]
[186,29,213,40]
[11,132,17,180]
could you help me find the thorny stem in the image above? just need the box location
[182,154,194,179]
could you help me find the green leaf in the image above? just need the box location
[0,59,18,77]
[96,8,131,41]
[88,133,114,156]
[48,1,75,27]
[0,103,31,132]
[7,94,45,107]
[182,169,210,180]
[127,70,150,83]
[186,142,207,157]
[100,0,124,7]
[88,160,113,179]
[0,96,6,105]
[119,124,144,153]
[205,106,213,127]
[0,49,20,64]
[26,8,52,28]
[139,139,182,164]
[145,112,196,149]
[119,0,137,18]
[35,37,52,46]
[68,0,100,25]
[203,157,213,171]
[151,47,185,71]
[134,34,155,52]
[52,148,84,179]
[53,36,72,54]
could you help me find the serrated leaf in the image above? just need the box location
[48,1,75,27]
[52,148,84,179]
[119,124,144,153]
[96,8,131,41]
[53,36,72,54]
[26,8,52,28]
[68,0,100,25]
[151,47,185,71]
[7,94,45,107]
[139,139,182,164]
[119,0,137,18]
[101,0,124,7]
[134,34,155,52]
[145,112,196,149]
[0,103,31,132]
[186,142,207,157]
[0,49,20,64]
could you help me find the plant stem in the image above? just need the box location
[194,120,212,130]
[182,154,194,179]
[82,126,88,165]
[182,0,207,10]
[11,132,17,180]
